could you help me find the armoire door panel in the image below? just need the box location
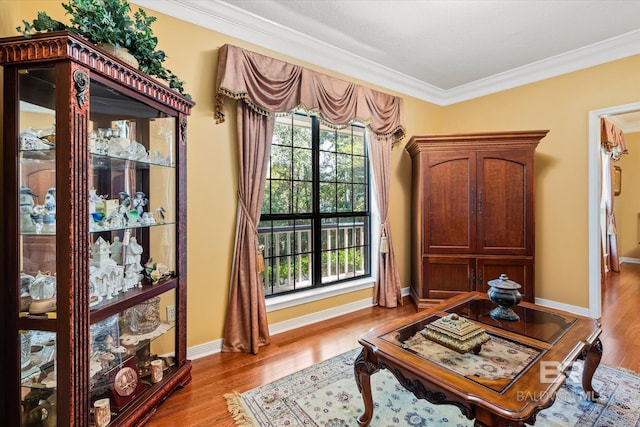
[476,151,533,254]
[424,151,476,253]
[476,257,534,302]
[423,256,475,300]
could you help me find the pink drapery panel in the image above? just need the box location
[215,44,405,140]
[222,103,273,354]
[601,117,628,160]
[600,118,627,274]
[216,44,406,353]
[368,134,403,307]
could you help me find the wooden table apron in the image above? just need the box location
[354,292,602,427]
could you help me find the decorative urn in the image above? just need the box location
[487,274,522,321]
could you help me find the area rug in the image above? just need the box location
[225,348,640,426]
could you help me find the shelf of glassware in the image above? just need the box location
[19,288,177,426]
[88,290,177,420]
[20,329,57,427]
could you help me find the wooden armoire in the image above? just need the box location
[405,131,548,309]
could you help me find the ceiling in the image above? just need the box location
[133,0,640,109]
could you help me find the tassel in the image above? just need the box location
[380,235,389,254]
[256,244,265,273]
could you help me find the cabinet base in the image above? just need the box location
[110,360,192,426]
[410,289,445,310]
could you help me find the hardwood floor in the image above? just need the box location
[146,266,640,426]
[599,262,640,372]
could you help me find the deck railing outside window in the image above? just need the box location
[259,221,368,296]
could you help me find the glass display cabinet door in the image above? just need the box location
[18,66,59,427]
[86,78,178,422]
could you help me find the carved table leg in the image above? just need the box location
[581,338,602,400]
[354,348,379,427]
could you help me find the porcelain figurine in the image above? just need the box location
[110,236,123,265]
[125,237,144,287]
[133,191,148,216]
[20,186,37,232]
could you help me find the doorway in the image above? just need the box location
[588,101,640,318]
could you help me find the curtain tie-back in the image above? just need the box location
[238,191,265,272]
[607,214,617,236]
[380,221,389,254]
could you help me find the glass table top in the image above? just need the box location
[445,298,576,344]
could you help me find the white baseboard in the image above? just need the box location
[534,297,590,317]
[620,257,640,264]
[187,287,410,360]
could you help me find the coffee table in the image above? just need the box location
[355,292,602,427]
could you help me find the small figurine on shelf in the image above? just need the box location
[124,236,144,287]
[133,191,148,216]
[141,212,156,225]
[41,187,56,233]
[109,236,123,265]
[89,187,104,214]
[156,205,166,224]
[119,191,131,210]
[19,186,37,232]
[44,187,56,212]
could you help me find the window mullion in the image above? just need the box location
[311,117,322,286]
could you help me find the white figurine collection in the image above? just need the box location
[89,188,160,232]
[90,233,147,305]
[89,127,172,166]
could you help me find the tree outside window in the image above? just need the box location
[259,112,370,296]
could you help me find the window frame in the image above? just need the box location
[259,112,375,300]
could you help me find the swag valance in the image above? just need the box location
[215,44,406,142]
[601,117,628,161]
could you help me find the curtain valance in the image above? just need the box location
[215,44,406,142]
[601,117,628,161]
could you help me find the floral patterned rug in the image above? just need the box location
[225,348,640,426]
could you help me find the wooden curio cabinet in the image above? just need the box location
[405,131,547,309]
[0,32,194,426]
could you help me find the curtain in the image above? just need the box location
[216,44,406,353]
[600,118,628,274]
[367,133,402,307]
[222,103,274,353]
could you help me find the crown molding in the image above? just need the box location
[133,0,640,106]
[442,29,640,105]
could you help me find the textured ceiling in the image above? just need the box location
[133,0,640,109]
[218,0,640,90]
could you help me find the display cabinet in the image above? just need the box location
[0,32,194,426]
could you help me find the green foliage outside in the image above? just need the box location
[260,114,369,294]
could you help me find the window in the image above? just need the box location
[259,112,371,297]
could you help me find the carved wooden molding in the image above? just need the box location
[73,69,90,108]
[0,31,194,115]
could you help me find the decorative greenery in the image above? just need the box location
[17,0,190,98]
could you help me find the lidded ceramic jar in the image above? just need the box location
[487,274,522,321]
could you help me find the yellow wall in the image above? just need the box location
[616,132,640,260]
[437,57,640,307]
[1,1,440,348]
[3,1,640,349]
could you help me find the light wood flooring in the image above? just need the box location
[146,264,640,426]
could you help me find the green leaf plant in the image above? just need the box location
[17,0,190,98]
